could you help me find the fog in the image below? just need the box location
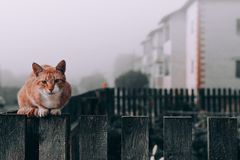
[0,0,187,86]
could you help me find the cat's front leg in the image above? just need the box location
[36,108,49,117]
[17,107,36,117]
[50,109,61,115]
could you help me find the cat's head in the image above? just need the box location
[32,60,67,95]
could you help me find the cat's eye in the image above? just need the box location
[42,80,47,84]
[55,79,62,83]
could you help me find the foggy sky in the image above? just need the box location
[0,0,187,85]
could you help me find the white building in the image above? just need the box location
[141,27,164,88]
[142,5,186,89]
[142,0,240,89]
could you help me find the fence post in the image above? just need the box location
[122,88,126,116]
[0,115,26,160]
[207,117,238,160]
[104,88,114,117]
[121,116,149,160]
[38,115,70,160]
[116,88,121,115]
[79,115,108,160]
[164,116,192,160]
[132,88,137,116]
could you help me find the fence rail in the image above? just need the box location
[0,114,238,160]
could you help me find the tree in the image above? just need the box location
[79,73,108,93]
[115,70,148,88]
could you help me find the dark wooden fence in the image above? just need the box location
[1,88,239,159]
[62,88,240,128]
[0,115,238,160]
[0,114,70,160]
[63,88,240,118]
[114,88,240,115]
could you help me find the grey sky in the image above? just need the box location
[0,0,187,85]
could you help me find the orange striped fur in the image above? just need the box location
[17,60,72,117]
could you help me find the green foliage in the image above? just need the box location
[115,70,148,88]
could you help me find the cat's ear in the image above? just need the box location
[56,60,66,74]
[32,63,43,76]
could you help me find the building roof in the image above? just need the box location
[141,26,163,45]
[142,0,195,45]
[159,0,195,24]
[147,26,163,37]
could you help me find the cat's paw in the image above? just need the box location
[27,108,36,117]
[17,107,36,117]
[37,108,49,117]
[50,109,61,115]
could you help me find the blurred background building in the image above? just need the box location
[140,0,240,89]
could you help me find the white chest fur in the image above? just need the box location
[41,94,61,109]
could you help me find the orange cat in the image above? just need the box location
[17,60,72,117]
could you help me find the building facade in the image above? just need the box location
[142,0,240,89]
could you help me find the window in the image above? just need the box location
[158,63,164,76]
[164,56,170,76]
[236,61,240,78]
[237,19,240,35]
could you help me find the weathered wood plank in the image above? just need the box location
[143,89,147,116]
[158,89,163,114]
[70,121,80,160]
[106,88,115,116]
[127,88,132,116]
[122,88,126,115]
[233,90,238,112]
[198,88,206,111]
[212,89,216,112]
[228,89,233,113]
[190,89,195,110]
[169,89,173,110]
[0,115,26,160]
[26,118,39,160]
[132,88,137,116]
[38,115,70,160]
[79,115,108,160]
[207,117,238,160]
[217,89,222,112]
[163,89,169,112]
[121,116,149,160]
[206,88,211,112]
[138,88,143,115]
[116,88,121,115]
[164,116,192,160]
[153,89,158,117]
[222,89,227,112]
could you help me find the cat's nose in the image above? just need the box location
[49,88,54,92]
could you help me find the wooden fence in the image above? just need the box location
[64,88,240,117]
[0,115,238,160]
[115,88,240,114]
[61,88,240,128]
